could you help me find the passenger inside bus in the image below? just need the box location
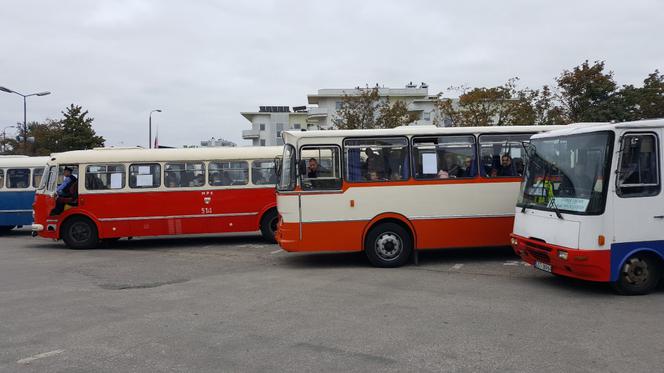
[495,154,516,177]
[50,167,78,216]
[307,158,320,178]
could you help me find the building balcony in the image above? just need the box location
[242,129,260,139]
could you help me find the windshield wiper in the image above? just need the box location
[548,197,564,220]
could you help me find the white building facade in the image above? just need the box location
[242,83,454,146]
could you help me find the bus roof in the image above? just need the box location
[48,146,283,164]
[0,156,49,168]
[531,119,664,139]
[283,124,568,143]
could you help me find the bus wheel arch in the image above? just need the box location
[363,214,415,268]
[60,214,100,250]
[611,249,663,295]
[259,207,279,243]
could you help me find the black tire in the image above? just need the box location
[364,222,412,268]
[611,253,661,295]
[0,226,15,234]
[61,216,99,250]
[260,209,279,243]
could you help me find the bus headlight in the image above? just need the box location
[557,250,568,260]
[510,237,518,247]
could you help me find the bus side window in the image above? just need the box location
[412,135,476,179]
[86,164,125,190]
[0,169,4,189]
[32,167,45,188]
[165,162,205,188]
[479,134,531,178]
[209,161,248,186]
[300,146,342,190]
[251,160,277,185]
[7,168,30,188]
[617,133,660,198]
[129,164,161,189]
[344,138,409,182]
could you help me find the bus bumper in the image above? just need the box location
[31,224,44,237]
[511,234,611,282]
[276,221,300,252]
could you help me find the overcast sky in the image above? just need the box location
[1,0,662,147]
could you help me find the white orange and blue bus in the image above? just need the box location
[0,155,48,233]
[275,125,563,267]
[512,119,664,295]
[32,146,281,249]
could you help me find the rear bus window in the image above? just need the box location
[252,160,277,185]
[86,164,125,190]
[165,162,205,188]
[300,146,342,190]
[129,164,161,188]
[209,161,248,186]
[479,134,531,178]
[413,135,476,179]
[344,138,409,182]
[7,168,30,188]
[32,167,45,188]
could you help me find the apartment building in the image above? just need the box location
[241,83,454,146]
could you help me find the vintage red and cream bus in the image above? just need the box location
[32,146,281,249]
[275,125,563,267]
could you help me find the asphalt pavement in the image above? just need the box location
[0,229,662,372]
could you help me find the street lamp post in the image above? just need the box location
[0,86,51,149]
[149,109,162,149]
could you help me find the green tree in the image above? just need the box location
[639,70,664,119]
[556,60,618,122]
[335,87,419,129]
[436,78,540,126]
[59,104,105,150]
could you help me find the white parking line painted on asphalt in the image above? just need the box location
[271,249,284,254]
[17,349,64,364]
[451,264,464,270]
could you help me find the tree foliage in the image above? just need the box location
[438,60,663,126]
[3,104,105,155]
[335,87,419,129]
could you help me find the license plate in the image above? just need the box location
[534,261,552,273]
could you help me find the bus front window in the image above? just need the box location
[278,144,296,191]
[518,131,613,215]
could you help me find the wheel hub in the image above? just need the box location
[623,258,649,285]
[375,232,402,261]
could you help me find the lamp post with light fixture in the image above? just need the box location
[0,86,51,148]
[149,109,162,149]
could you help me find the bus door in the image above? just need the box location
[298,146,343,247]
[612,131,664,254]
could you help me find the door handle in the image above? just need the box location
[654,215,664,220]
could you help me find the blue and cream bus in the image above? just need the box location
[0,156,49,233]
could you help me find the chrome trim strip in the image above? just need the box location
[98,212,258,222]
[0,209,33,213]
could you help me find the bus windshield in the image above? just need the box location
[518,131,613,215]
[278,144,296,191]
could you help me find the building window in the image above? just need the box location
[260,139,266,146]
[293,123,301,130]
[276,123,284,138]
[423,111,431,121]
[335,101,342,110]
[259,123,265,131]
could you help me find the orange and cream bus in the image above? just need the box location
[32,146,281,249]
[275,125,563,267]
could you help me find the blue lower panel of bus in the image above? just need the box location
[0,191,35,227]
[610,240,664,282]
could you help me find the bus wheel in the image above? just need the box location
[0,226,15,234]
[260,209,279,243]
[62,216,99,250]
[365,222,412,268]
[611,253,661,295]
